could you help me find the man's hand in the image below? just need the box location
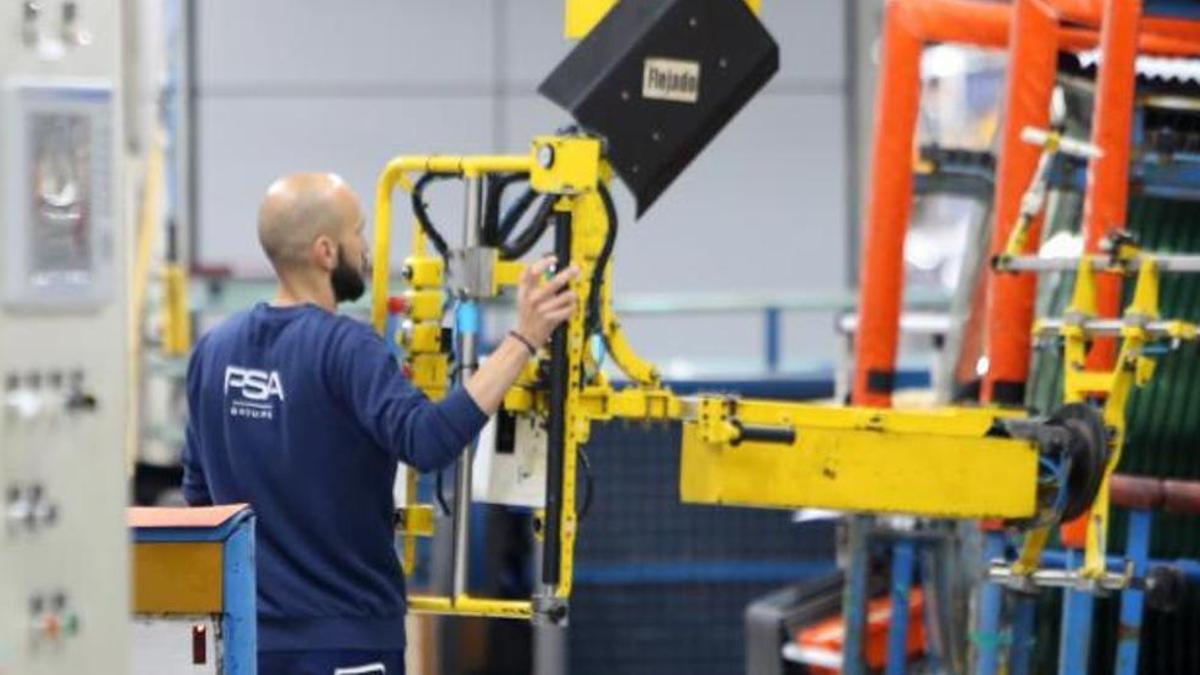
[463,256,580,415]
[515,256,580,346]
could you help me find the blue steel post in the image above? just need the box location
[223,515,258,675]
[885,539,916,675]
[974,531,1007,675]
[1115,509,1153,675]
[842,515,871,675]
[1058,549,1095,675]
[764,306,781,373]
[917,547,945,674]
[1009,595,1036,675]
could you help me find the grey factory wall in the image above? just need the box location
[193,0,850,372]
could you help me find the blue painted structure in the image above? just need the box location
[1116,509,1154,675]
[1058,549,1096,675]
[885,539,917,675]
[133,508,257,675]
[974,531,1008,675]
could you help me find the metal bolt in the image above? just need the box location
[537,144,555,169]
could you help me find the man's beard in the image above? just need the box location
[331,248,366,303]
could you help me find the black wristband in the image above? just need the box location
[508,330,537,356]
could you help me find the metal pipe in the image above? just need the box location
[1115,509,1153,675]
[841,515,871,675]
[974,531,1007,675]
[885,539,916,675]
[541,211,573,595]
[764,307,781,373]
[996,254,1200,274]
[1034,318,1193,338]
[1058,550,1096,675]
[1009,595,1037,675]
[1036,549,1200,583]
[733,423,795,446]
[1080,0,1143,370]
[451,176,485,599]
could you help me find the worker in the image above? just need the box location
[181,173,578,675]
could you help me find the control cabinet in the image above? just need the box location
[0,1,130,672]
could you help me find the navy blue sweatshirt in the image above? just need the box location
[181,302,487,651]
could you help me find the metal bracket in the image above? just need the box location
[988,560,1133,595]
[532,593,569,627]
[447,246,498,299]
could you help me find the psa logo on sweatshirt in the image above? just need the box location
[225,366,284,420]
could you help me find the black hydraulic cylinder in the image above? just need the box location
[733,422,796,446]
[542,211,572,587]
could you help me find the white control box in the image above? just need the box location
[472,410,548,509]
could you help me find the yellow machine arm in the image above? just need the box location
[371,135,1120,624]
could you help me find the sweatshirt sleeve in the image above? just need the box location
[181,339,214,506]
[327,320,489,472]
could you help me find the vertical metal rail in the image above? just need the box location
[1115,509,1153,675]
[842,515,871,675]
[1058,549,1096,675]
[541,211,573,599]
[885,538,917,675]
[452,176,484,598]
[975,531,1007,675]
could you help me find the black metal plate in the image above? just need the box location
[539,0,779,216]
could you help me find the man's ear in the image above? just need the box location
[312,234,338,272]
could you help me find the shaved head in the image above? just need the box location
[257,173,362,273]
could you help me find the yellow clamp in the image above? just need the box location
[401,323,443,353]
[531,136,602,195]
[403,256,444,288]
[409,354,449,398]
[696,397,741,445]
[396,504,435,537]
[404,290,444,322]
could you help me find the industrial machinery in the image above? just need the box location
[370,0,1123,634]
[846,2,1200,674]
[0,0,130,672]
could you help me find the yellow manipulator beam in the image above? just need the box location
[679,399,1040,519]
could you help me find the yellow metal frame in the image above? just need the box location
[679,401,1040,518]
[373,137,690,619]
[1017,249,1200,578]
[372,134,1150,621]
[374,151,537,620]
[1003,131,1060,258]
[564,0,762,39]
